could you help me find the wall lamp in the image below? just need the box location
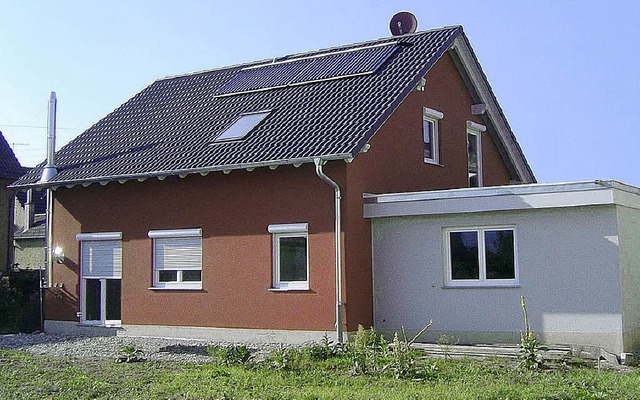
[52,246,65,264]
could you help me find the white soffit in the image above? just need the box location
[363,180,640,218]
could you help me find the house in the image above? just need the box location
[10,25,535,342]
[13,188,47,270]
[0,132,24,273]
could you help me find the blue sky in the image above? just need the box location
[1,1,639,186]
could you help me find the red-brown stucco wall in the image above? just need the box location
[49,163,345,331]
[46,51,517,335]
[341,51,513,331]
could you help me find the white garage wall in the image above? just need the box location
[372,205,626,353]
[617,204,640,352]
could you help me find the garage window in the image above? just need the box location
[444,226,518,287]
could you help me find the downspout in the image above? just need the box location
[313,158,343,343]
[6,188,16,274]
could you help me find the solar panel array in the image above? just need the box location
[216,42,399,96]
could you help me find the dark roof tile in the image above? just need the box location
[13,27,473,187]
[0,131,23,179]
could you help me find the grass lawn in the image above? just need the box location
[2,347,640,399]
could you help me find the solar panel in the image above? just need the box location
[216,42,398,96]
[219,59,310,95]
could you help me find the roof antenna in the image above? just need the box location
[389,11,418,36]
[39,91,57,183]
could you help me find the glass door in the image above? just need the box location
[79,237,122,326]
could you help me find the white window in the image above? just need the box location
[76,232,122,326]
[423,107,444,164]
[467,121,485,187]
[268,223,309,290]
[148,228,202,290]
[444,226,518,287]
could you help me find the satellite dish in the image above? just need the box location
[389,11,418,36]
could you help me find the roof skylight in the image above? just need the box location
[214,111,271,142]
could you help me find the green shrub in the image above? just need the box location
[305,334,342,361]
[0,271,40,333]
[207,344,252,366]
[346,321,433,379]
[115,345,145,363]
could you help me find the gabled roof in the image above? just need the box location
[0,131,23,180]
[12,26,534,188]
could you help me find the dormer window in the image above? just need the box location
[423,107,443,164]
[214,110,271,142]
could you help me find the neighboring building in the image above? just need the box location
[0,132,24,273]
[366,181,640,355]
[11,26,535,342]
[13,188,46,270]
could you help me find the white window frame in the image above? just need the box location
[148,228,202,290]
[268,223,309,291]
[466,121,485,187]
[423,107,444,165]
[76,232,122,326]
[443,226,518,288]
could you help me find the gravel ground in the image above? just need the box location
[0,332,283,363]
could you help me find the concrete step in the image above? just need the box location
[411,343,573,361]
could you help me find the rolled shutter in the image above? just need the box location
[154,237,202,271]
[81,240,122,278]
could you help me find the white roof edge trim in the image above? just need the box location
[363,180,640,218]
[267,223,308,234]
[466,120,486,132]
[363,180,637,204]
[148,228,202,238]
[16,153,354,190]
[450,36,534,183]
[423,107,444,120]
[76,232,122,241]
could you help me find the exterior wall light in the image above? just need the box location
[52,246,65,264]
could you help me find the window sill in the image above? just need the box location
[268,288,311,292]
[78,322,122,328]
[424,160,444,167]
[443,284,520,289]
[148,287,203,291]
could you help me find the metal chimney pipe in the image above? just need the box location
[39,92,57,183]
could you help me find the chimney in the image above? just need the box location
[23,189,34,231]
[39,92,57,183]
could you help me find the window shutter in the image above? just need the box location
[154,237,202,271]
[81,240,122,278]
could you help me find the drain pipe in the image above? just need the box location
[313,158,343,344]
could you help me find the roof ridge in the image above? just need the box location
[156,25,463,82]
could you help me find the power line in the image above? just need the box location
[0,124,83,131]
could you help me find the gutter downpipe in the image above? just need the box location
[38,91,58,330]
[313,158,343,344]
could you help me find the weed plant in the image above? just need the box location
[518,295,544,370]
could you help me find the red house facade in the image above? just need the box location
[12,26,534,342]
